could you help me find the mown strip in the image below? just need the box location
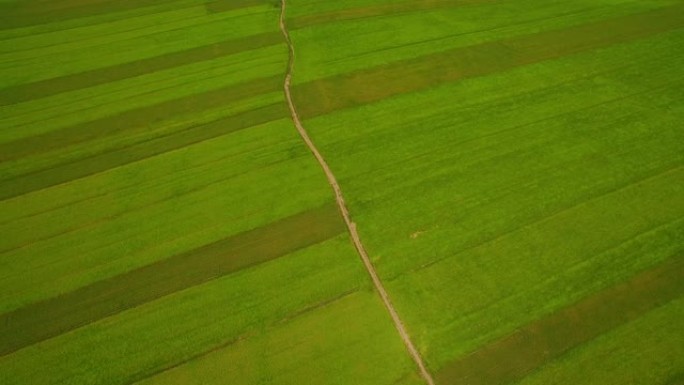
[434,256,684,385]
[0,203,345,357]
[0,32,282,105]
[0,0,179,30]
[289,0,493,29]
[206,0,273,14]
[0,75,283,163]
[292,4,684,118]
[0,102,289,201]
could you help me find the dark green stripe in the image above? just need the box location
[0,102,289,201]
[0,75,283,164]
[205,0,272,14]
[289,0,492,29]
[0,32,283,105]
[292,4,684,118]
[0,0,178,30]
[435,256,684,385]
[664,372,684,385]
[0,202,345,356]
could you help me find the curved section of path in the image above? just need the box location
[278,2,435,385]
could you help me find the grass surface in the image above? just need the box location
[0,237,416,385]
[137,291,421,385]
[517,296,684,385]
[1,0,683,384]
[289,0,684,382]
[0,1,418,384]
[434,257,684,384]
[0,203,346,355]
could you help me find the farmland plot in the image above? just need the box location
[287,0,684,383]
[0,1,419,384]
[1,0,683,384]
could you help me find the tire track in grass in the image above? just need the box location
[434,256,684,385]
[279,1,435,384]
[0,203,345,356]
[292,3,684,119]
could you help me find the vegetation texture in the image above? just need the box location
[1,0,682,384]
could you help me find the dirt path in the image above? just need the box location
[278,2,435,384]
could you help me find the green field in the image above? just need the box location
[1,0,683,384]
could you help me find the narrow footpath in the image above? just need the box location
[278,2,436,384]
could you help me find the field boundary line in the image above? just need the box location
[278,1,435,384]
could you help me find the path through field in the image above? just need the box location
[279,1,435,384]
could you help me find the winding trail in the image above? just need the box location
[278,2,435,384]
